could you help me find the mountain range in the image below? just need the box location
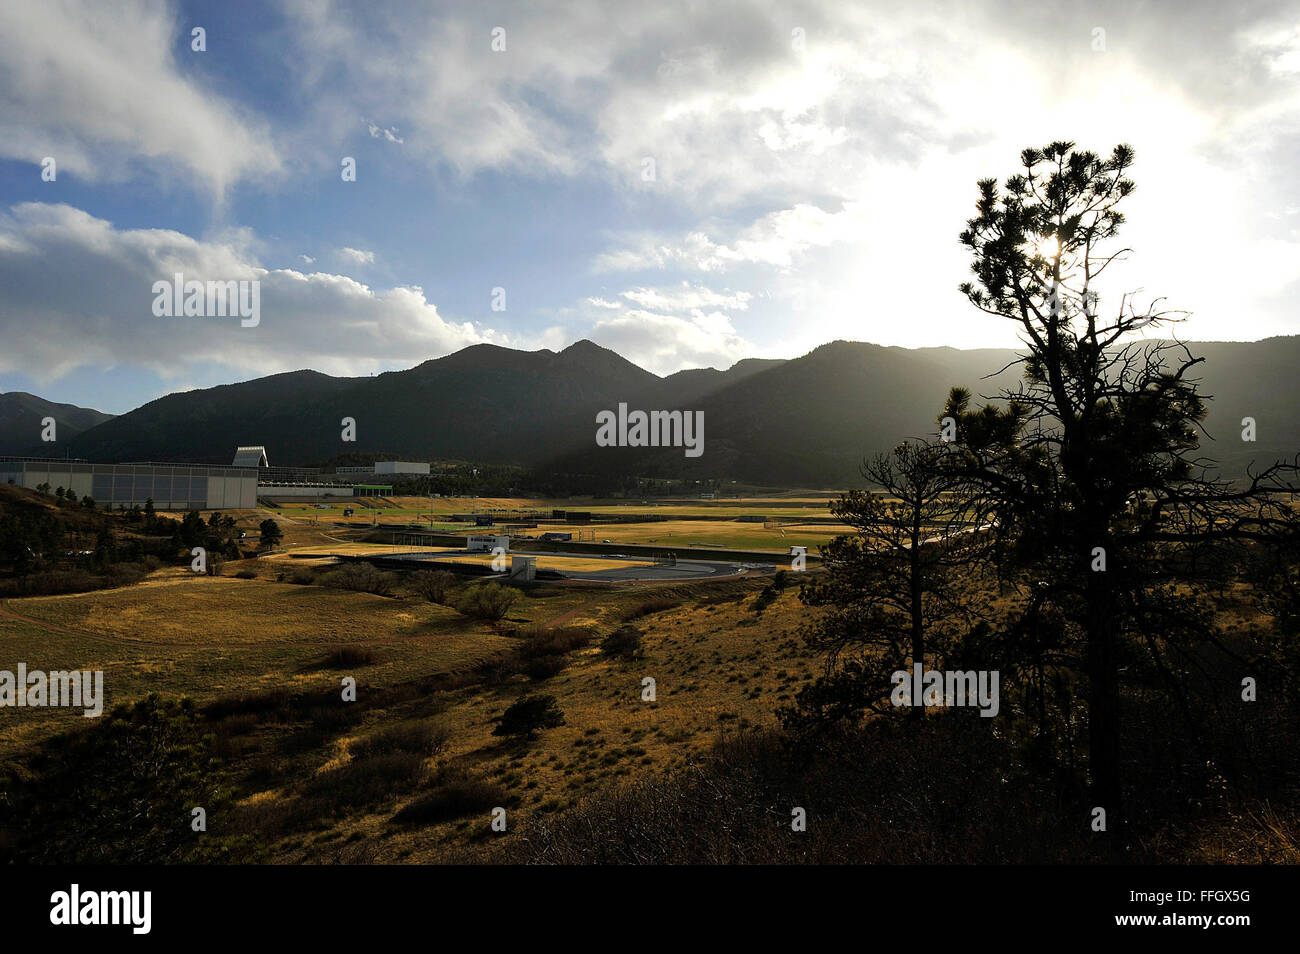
[5,336,1297,487]
[0,392,114,457]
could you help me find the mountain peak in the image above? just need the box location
[560,339,608,355]
[554,338,654,377]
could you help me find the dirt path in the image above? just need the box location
[539,605,588,629]
[0,598,157,647]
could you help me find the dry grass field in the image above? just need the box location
[270,497,851,553]
[0,570,518,757]
[259,579,819,863]
[0,547,819,861]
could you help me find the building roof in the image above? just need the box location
[232,446,270,468]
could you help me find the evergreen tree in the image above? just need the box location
[950,142,1300,844]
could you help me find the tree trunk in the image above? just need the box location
[1086,580,1123,854]
[910,514,924,720]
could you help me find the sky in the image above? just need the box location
[0,0,1297,415]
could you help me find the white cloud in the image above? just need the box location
[575,281,758,374]
[337,247,375,265]
[618,283,752,312]
[595,203,869,273]
[366,122,405,144]
[0,203,509,382]
[262,0,1300,223]
[283,1,586,178]
[589,309,752,376]
[0,0,280,195]
[1237,18,1300,74]
[278,1,919,201]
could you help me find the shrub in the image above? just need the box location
[492,694,565,739]
[512,626,592,681]
[319,645,375,669]
[320,562,397,596]
[622,597,681,621]
[299,752,426,814]
[104,564,148,587]
[203,689,289,721]
[219,712,263,735]
[409,569,457,604]
[278,704,365,756]
[518,626,592,659]
[601,625,644,660]
[2,569,97,596]
[750,570,789,615]
[235,569,258,580]
[524,654,570,681]
[472,656,521,686]
[456,582,520,621]
[307,704,363,731]
[351,721,450,760]
[287,568,316,585]
[392,776,510,825]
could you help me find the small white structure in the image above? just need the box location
[509,556,537,582]
[467,534,510,553]
[375,461,430,475]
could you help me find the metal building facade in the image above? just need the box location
[0,458,258,510]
